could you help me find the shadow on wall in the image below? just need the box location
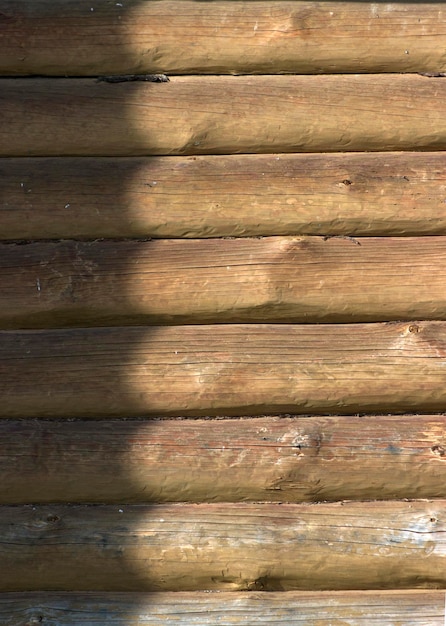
[0,0,187,605]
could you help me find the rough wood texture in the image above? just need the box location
[0,501,445,591]
[2,322,446,418]
[4,236,446,328]
[2,75,446,156]
[2,153,446,240]
[2,415,446,504]
[1,591,444,625]
[1,1,445,76]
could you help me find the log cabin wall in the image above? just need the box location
[1,1,446,623]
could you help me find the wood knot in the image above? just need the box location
[431,444,446,457]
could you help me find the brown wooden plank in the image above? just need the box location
[0,501,446,591]
[2,322,446,418]
[2,75,446,156]
[3,236,446,328]
[1,590,444,625]
[2,415,446,504]
[2,153,446,240]
[1,1,445,76]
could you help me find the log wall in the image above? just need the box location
[0,415,445,504]
[2,591,444,625]
[2,76,446,156]
[1,1,444,75]
[2,237,446,327]
[2,153,446,240]
[3,322,446,418]
[2,0,446,622]
[0,501,445,592]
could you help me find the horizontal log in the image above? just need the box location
[4,236,446,328]
[2,75,446,156]
[2,322,446,418]
[1,590,444,625]
[1,1,445,76]
[2,415,446,504]
[0,501,446,590]
[2,153,446,240]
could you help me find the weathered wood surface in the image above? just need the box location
[2,76,446,156]
[2,322,446,418]
[1,590,444,625]
[4,236,446,328]
[0,501,445,591]
[1,1,445,76]
[3,153,446,240]
[2,415,446,504]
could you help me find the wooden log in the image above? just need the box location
[1,1,445,76]
[3,153,446,240]
[2,322,446,418]
[2,415,446,504]
[4,236,446,328]
[2,75,446,156]
[0,501,446,591]
[1,590,444,625]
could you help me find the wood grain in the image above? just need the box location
[1,1,445,75]
[2,75,446,156]
[2,322,446,418]
[1,415,446,504]
[3,236,446,328]
[2,153,446,240]
[0,501,446,591]
[1,590,443,625]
